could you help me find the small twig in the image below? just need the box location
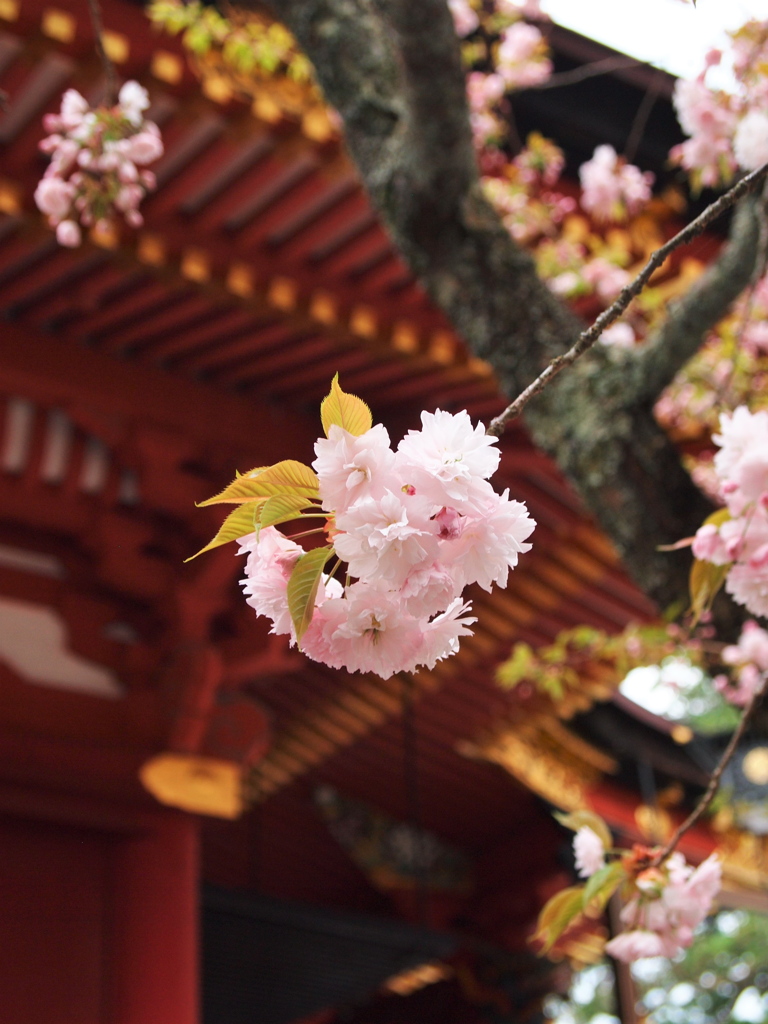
[650,674,766,867]
[86,0,118,105]
[516,56,648,92]
[624,71,663,165]
[487,161,768,437]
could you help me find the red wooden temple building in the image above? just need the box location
[0,2,766,1022]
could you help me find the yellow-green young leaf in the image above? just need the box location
[533,885,585,953]
[198,461,319,506]
[582,861,627,916]
[287,545,334,643]
[554,810,612,851]
[320,373,372,438]
[689,558,731,625]
[703,507,732,530]
[185,502,261,561]
[260,493,322,530]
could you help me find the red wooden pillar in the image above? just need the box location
[0,785,200,1024]
[107,815,200,1024]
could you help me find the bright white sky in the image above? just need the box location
[541,0,768,82]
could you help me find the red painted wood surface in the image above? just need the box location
[0,803,199,1024]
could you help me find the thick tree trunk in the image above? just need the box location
[261,0,759,622]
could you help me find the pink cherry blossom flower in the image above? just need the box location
[400,562,459,617]
[35,81,163,247]
[496,23,552,88]
[416,598,477,670]
[573,826,605,878]
[334,490,439,587]
[605,929,675,963]
[447,0,479,37]
[124,129,165,165]
[441,487,535,591]
[239,527,304,636]
[600,322,636,349]
[467,73,506,114]
[496,0,548,18]
[579,146,654,223]
[313,423,397,514]
[730,618,768,664]
[582,258,631,302]
[692,522,729,563]
[302,581,425,678]
[59,89,90,130]
[118,80,150,126]
[726,560,768,617]
[235,395,533,678]
[714,407,768,482]
[55,219,81,247]
[606,853,721,963]
[396,409,501,508]
[34,176,75,220]
[734,109,768,169]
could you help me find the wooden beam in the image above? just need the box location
[0,320,318,460]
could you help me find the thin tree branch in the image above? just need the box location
[623,70,663,165]
[517,55,648,92]
[651,675,766,867]
[257,0,760,620]
[487,162,768,436]
[631,195,760,404]
[86,0,118,105]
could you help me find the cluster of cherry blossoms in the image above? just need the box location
[604,847,722,963]
[537,812,721,966]
[578,145,655,223]
[196,379,535,679]
[691,406,768,618]
[714,619,768,706]
[35,81,163,247]
[449,0,552,149]
[672,19,768,189]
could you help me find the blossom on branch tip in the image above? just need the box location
[578,146,654,223]
[691,407,768,619]
[573,826,605,878]
[201,381,535,679]
[605,853,721,963]
[35,82,163,246]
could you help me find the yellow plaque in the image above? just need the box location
[139,752,244,819]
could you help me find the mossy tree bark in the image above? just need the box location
[259,0,759,624]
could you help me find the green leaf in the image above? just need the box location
[320,373,373,438]
[287,545,334,643]
[198,461,319,506]
[554,810,612,851]
[689,558,730,625]
[582,860,626,916]
[533,885,586,953]
[185,503,261,561]
[496,642,534,687]
[260,493,322,530]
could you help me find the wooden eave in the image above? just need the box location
[0,0,676,938]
